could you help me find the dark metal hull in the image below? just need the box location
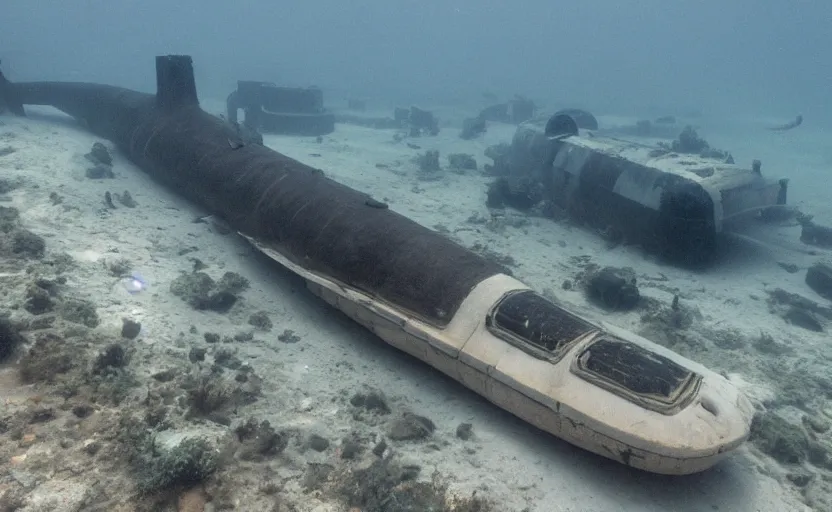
[2,57,504,327]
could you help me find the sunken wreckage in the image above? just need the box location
[494,114,788,267]
[0,56,753,475]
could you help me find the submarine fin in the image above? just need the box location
[155,55,199,111]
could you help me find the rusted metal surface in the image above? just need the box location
[3,56,505,326]
[493,117,785,265]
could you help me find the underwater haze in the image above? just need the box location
[2,0,831,120]
[3,1,832,511]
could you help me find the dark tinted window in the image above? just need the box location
[573,336,701,413]
[486,290,597,360]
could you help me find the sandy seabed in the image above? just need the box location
[1,101,830,512]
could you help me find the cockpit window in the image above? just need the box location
[486,290,598,363]
[571,336,702,415]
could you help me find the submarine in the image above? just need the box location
[0,55,754,475]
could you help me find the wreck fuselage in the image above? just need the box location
[497,120,786,266]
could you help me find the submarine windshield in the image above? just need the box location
[571,336,703,415]
[485,290,598,363]
[486,290,702,414]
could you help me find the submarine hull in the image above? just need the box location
[1,56,753,474]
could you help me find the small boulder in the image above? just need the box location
[586,267,641,311]
[388,413,435,441]
[806,262,832,301]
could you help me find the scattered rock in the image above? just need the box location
[486,175,544,210]
[114,190,137,208]
[186,367,260,424]
[784,307,823,332]
[638,295,699,342]
[121,318,141,339]
[372,439,387,457]
[0,314,26,361]
[248,311,272,331]
[234,417,287,461]
[339,437,363,460]
[170,271,249,312]
[415,149,440,173]
[102,191,115,209]
[448,153,477,171]
[308,434,330,452]
[232,331,254,342]
[59,298,100,328]
[350,389,391,414]
[460,117,486,140]
[798,214,832,248]
[710,328,747,350]
[786,470,813,488]
[85,142,113,166]
[750,411,808,464]
[753,332,793,356]
[807,441,832,471]
[803,414,831,434]
[456,422,473,441]
[769,288,832,319]
[388,412,435,441]
[92,344,128,375]
[217,272,250,295]
[0,178,19,194]
[152,369,177,382]
[767,288,832,332]
[399,106,439,136]
[19,333,74,384]
[72,404,94,418]
[188,347,206,362]
[585,266,641,311]
[277,329,301,344]
[28,407,55,424]
[5,229,46,259]
[133,437,219,494]
[778,262,799,274]
[106,257,132,277]
[0,485,27,509]
[24,282,55,315]
[302,462,334,491]
[214,348,242,370]
[806,262,832,301]
[28,315,55,330]
[0,205,20,231]
[483,143,511,176]
[183,371,233,421]
[333,457,495,512]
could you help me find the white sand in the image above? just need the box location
[1,103,827,511]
